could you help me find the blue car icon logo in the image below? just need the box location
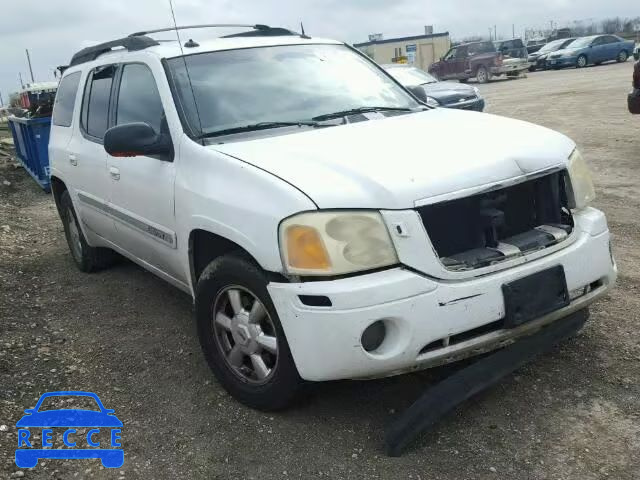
[15,391,123,468]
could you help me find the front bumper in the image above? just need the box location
[443,98,485,112]
[268,208,616,381]
[547,56,577,68]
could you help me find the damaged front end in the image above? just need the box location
[417,170,573,271]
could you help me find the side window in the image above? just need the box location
[456,46,468,58]
[116,64,165,134]
[606,36,620,44]
[592,37,605,46]
[81,65,116,139]
[444,48,457,61]
[52,72,81,127]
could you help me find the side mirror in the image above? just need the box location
[406,85,428,103]
[24,409,35,414]
[104,122,172,159]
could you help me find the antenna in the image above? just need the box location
[300,22,310,39]
[167,0,204,137]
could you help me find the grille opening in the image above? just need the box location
[419,320,504,355]
[417,171,574,270]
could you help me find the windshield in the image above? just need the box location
[569,37,596,48]
[167,44,419,137]
[385,67,437,86]
[538,39,566,53]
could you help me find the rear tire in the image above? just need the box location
[617,50,628,63]
[576,55,588,68]
[195,254,303,411]
[476,65,491,84]
[59,190,117,273]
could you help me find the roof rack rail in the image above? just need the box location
[69,36,159,67]
[129,24,273,37]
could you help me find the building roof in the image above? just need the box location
[353,32,449,48]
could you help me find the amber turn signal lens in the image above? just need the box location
[286,225,331,271]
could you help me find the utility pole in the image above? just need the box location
[18,72,24,89]
[488,27,492,40]
[25,49,35,83]
[0,90,4,107]
[494,25,497,41]
[512,24,515,38]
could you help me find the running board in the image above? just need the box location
[384,309,589,457]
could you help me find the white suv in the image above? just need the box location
[49,24,616,410]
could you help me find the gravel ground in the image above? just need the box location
[1,61,639,480]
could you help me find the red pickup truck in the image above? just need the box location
[429,41,529,84]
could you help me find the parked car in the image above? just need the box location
[494,38,528,59]
[528,38,577,71]
[429,41,529,84]
[383,64,485,111]
[634,44,639,61]
[547,35,634,68]
[628,60,640,114]
[50,24,616,411]
[526,38,548,54]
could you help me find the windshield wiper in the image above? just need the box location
[199,121,321,139]
[312,106,414,121]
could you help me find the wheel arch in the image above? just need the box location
[188,227,287,291]
[50,175,68,214]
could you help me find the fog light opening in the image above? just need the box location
[361,320,387,353]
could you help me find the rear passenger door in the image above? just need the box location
[603,36,621,61]
[590,37,607,63]
[106,62,181,280]
[67,65,116,239]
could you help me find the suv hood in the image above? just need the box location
[211,109,575,209]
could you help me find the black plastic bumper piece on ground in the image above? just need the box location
[384,309,589,457]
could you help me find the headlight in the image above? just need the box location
[472,86,480,95]
[279,211,398,276]
[567,149,596,209]
[425,96,440,108]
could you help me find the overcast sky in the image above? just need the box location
[0,0,635,103]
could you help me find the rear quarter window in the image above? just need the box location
[52,72,81,127]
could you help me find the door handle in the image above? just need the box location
[69,154,77,166]
[109,166,120,181]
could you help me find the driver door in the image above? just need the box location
[106,61,184,282]
[440,47,458,79]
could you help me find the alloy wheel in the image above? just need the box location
[212,286,279,384]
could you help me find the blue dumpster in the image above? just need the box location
[8,116,52,192]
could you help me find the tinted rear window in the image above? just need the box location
[52,72,81,127]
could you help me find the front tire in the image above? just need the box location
[195,254,303,411]
[576,55,588,68]
[59,191,117,273]
[476,65,491,84]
